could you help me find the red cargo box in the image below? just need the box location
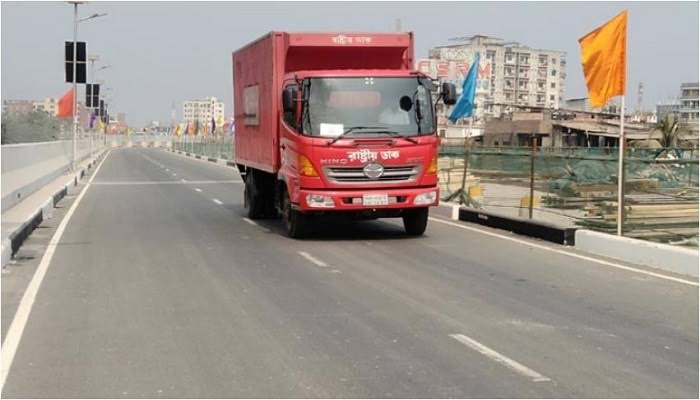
[233,32,414,173]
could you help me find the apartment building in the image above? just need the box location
[417,35,566,136]
[182,97,225,125]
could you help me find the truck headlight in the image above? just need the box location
[306,194,335,208]
[414,191,437,205]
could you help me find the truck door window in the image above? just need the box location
[282,83,299,131]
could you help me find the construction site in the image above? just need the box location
[438,145,699,248]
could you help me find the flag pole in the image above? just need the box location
[617,95,626,236]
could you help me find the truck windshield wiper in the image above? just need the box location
[327,126,390,145]
[328,126,419,145]
[328,126,418,146]
[371,130,419,144]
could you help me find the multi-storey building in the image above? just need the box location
[656,101,681,123]
[417,35,566,137]
[32,97,59,116]
[2,100,34,115]
[182,97,225,126]
[679,82,699,134]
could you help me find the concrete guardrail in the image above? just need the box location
[1,139,103,212]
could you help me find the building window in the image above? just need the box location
[551,57,556,64]
[550,95,555,101]
[551,69,557,77]
[550,82,556,89]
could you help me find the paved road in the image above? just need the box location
[2,148,697,398]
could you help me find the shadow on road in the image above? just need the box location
[224,203,425,242]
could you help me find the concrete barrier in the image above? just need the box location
[1,151,106,268]
[1,139,100,212]
[575,230,699,277]
[106,135,172,149]
[458,207,578,245]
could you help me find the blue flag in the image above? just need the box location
[448,53,480,123]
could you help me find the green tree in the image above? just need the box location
[656,115,681,148]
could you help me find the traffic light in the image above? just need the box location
[86,84,100,108]
[65,41,87,83]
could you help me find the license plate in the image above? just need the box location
[362,194,389,206]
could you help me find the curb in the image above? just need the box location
[458,207,577,245]
[575,230,699,277]
[1,150,107,268]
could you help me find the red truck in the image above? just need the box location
[233,32,456,238]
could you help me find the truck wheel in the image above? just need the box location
[282,191,307,238]
[245,173,265,220]
[403,208,429,236]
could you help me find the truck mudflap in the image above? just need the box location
[296,186,438,212]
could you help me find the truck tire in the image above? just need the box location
[402,208,429,236]
[282,190,307,238]
[245,172,265,220]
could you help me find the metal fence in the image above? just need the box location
[172,136,234,160]
[438,145,699,248]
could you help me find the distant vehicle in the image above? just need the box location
[232,31,456,237]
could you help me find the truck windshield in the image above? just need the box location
[301,77,435,137]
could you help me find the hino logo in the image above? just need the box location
[363,163,384,179]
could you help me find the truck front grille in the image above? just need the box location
[324,165,420,183]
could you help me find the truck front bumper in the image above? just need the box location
[296,186,439,212]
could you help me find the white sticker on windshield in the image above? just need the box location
[319,123,344,137]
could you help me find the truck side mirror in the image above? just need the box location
[282,86,297,113]
[441,82,457,105]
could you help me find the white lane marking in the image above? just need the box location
[241,217,270,232]
[242,217,258,226]
[165,168,170,171]
[172,173,177,177]
[194,188,202,192]
[298,251,330,268]
[180,179,187,183]
[0,150,112,392]
[429,217,699,287]
[449,334,551,383]
[212,199,223,205]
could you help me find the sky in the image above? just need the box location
[2,1,698,127]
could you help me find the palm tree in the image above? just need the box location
[656,115,680,148]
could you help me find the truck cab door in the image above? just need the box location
[280,81,301,181]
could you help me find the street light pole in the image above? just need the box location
[88,55,97,159]
[67,3,106,170]
[71,1,79,171]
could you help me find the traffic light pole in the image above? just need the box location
[71,2,78,171]
[89,58,95,159]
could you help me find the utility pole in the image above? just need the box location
[70,1,80,171]
[88,54,98,159]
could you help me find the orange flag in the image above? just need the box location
[578,10,627,107]
[57,88,74,117]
